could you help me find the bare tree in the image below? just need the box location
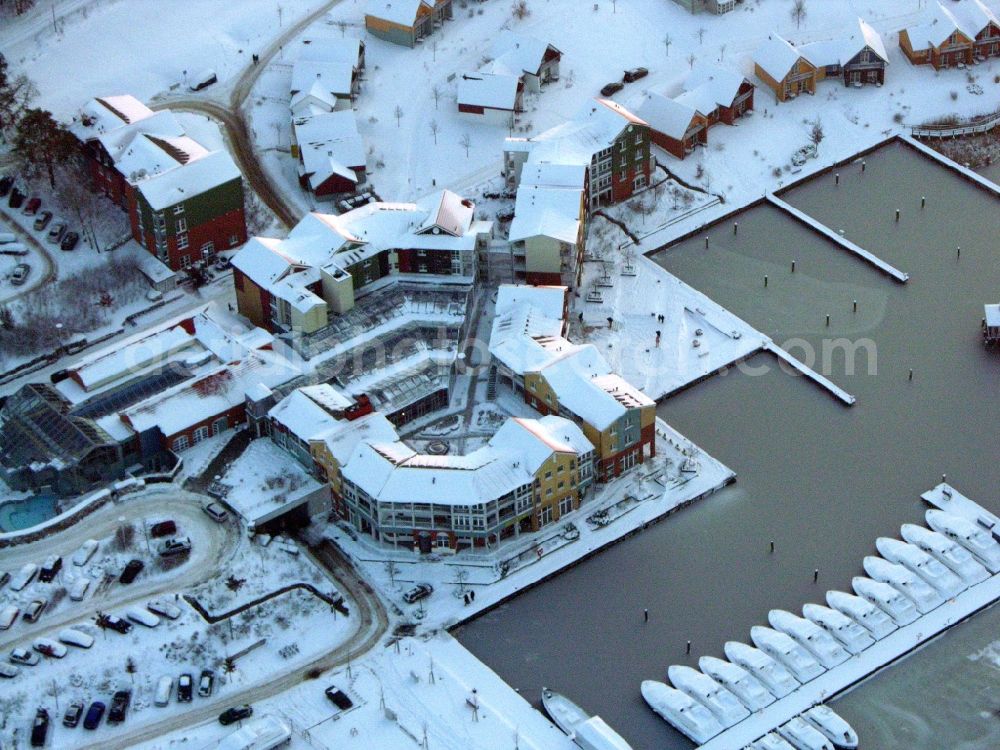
[687,53,696,71]
[809,118,825,146]
[663,34,672,58]
[510,0,530,20]
[57,164,106,253]
[385,560,399,586]
[791,0,807,29]
[697,27,706,46]
[431,84,443,111]
[459,132,472,157]
[719,43,727,62]
[429,118,439,145]
[336,20,347,37]
[394,105,403,127]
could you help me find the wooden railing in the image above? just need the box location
[911,110,1000,138]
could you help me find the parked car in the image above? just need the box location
[155,675,174,707]
[10,563,37,591]
[219,704,253,725]
[0,570,9,589]
[39,555,63,582]
[72,539,99,566]
[8,188,24,209]
[126,606,160,628]
[47,221,66,243]
[147,599,182,620]
[623,66,649,82]
[97,613,133,634]
[149,519,177,538]
[402,583,433,604]
[177,673,193,702]
[83,701,106,730]
[0,605,19,630]
[158,536,192,557]
[0,175,13,196]
[119,558,144,584]
[324,685,354,710]
[0,231,15,244]
[22,196,41,216]
[10,263,30,286]
[10,647,40,666]
[107,690,131,724]
[22,599,47,623]
[69,578,91,602]
[33,210,53,231]
[600,81,624,96]
[30,707,49,748]
[32,638,67,659]
[203,502,228,523]
[0,663,19,678]
[60,231,80,251]
[0,242,27,256]
[198,669,215,698]
[58,628,95,649]
[63,701,85,728]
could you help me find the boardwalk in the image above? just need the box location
[764,341,856,406]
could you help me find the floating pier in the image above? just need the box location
[764,193,910,283]
[764,341,856,406]
[680,484,1000,749]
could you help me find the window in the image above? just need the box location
[173,204,185,215]
[635,132,643,145]
[538,506,553,527]
[192,425,210,444]
[544,471,552,480]
[180,255,192,268]
[212,416,228,435]
[201,241,215,259]
[177,232,189,250]
[545,487,552,496]
[557,481,564,490]
[556,464,564,473]
[229,234,240,247]
[176,217,187,233]
[558,496,573,516]
[619,170,626,182]
[633,174,647,190]
[172,435,190,452]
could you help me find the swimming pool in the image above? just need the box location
[0,493,60,533]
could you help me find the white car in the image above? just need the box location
[203,502,228,523]
[10,563,38,591]
[32,638,68,659]
[69,578,91,602]
[72,539,99,566]
[126,607,160,628]
[147,599,182,620]
[58,628,95,649]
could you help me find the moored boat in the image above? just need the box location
[802,602,874,654]
[768,610,850,668]
[926,510,1000,573]
[852,576,919,625]
[724,641,799,698]
[826,589,898,637]
[803,705,859,749]
[863,556,943,613]
[699,655,776,711]
[900,523,990,584]
[667,664,750,727]
[640,679,724,745]
[876,537,965,598]
[750,626,825,683]
[777,716,834,750]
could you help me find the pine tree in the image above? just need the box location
[13,108,78,188]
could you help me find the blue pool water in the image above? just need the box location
[0,493,60,532]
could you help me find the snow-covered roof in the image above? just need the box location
[495,284,567,321]
[231,237,296,289]
[519,98,647,167]
[635,91,700,140]
[96,110,185,166]
[518,162,587,190]
[856,18,890,62]
[417,190,475,236]
[573,717,633,750]
[951,0,1000,37]
[269,385,352,443]
[137,149,241,210]
[487,33,559,78]
[365,0,428,26]
[72,95,155,140]
[457,72,521,111]
[70,324,196,392]
[313,411,400,465]
[902,2,967,50]
[489,305,571,375]
[508,185,582,244]
[754,34,807,81]
[683,65,749,109]
[800,19,889,68]
[291,80,338,116]
[538,345,626,430]
[291,59,355,98]
[294,110,366,189]
[133,246,178,285]
[985,304,1000,327]
[299,36,364,68]
[488,416,592,474]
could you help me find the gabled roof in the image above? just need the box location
[294,110,366,189]
[365,0,428,26]
[291,59,355,97]
[951,0,1000,37]
[683,65,750,108]
[902,2,969,49]
[137,149,241,210]
[72,95,155,140]
[268,384,352,443]
[495,284,567,322]
[508,185,582,244]
[313,411,400,466]
[299,36,364,68]
[231,237,296,289]
[800,18,889,68]
[635,91,701,140]
[487,33,560,78]
[457,72,522,111]
[416,190,475,236]
[754,34,809,81]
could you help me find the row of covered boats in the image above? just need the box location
[640,508,1000,749]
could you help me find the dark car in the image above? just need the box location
[30,707,49,748]
[623,67,649,83]
[60,231,80,252]
[33,210,53,231]
[0,175,12,197]
[63,701,84,728]
[23,196,41,216]
[8,188,24,209]
[39,555,62,583]
[198,669,215,698]
[600,81,624,97]
[83,701,105,730]
[177,673,193,702]
[119,559,144,584]
[402,583,433,604]
[149,520,177,538]
[219,704,253,725]
[324,685,354,710]
[97,613,133,634]
[107,690,131,724]
[0,571,10,589]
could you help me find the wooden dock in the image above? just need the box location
[764,341,856,406]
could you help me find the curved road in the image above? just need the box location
[0,205,56,304]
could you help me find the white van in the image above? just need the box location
[10,563,38,591]
[72,539,99,566]
[217,715,292,750]
[126,606,160,628]
[58,628,95,649]
[32,638,68,658]
[0,605,19,630]
[0,232,15,244]
[69,578,91,602]
[155,675,174,707]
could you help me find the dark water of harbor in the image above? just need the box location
[455,142,1000,750]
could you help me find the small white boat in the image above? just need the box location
[768,610,850,668]
[803,705,859,749]
[825,590,897,639]
[863,556,943,613]
[852,577,919,625]
[900,523,990,584]
[777,716,834,750]
[724,641,799,698]
[640,679,724,745]
[746,732,797,750]
[750,626,825,683]
[926,510,1000,573]
[699,655,776,711]
[876,537,965,597]
[802,603,874,654]
[542,687,588,736]
[667,665,750,727]
[573,717,635,750]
